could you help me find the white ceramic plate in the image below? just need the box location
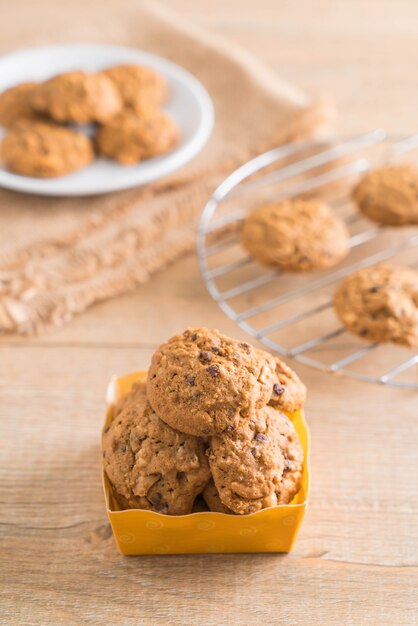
[0,44,214,196]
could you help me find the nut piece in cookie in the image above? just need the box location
[241,198,350,271]
[353,164,418,226]
[31,70,122,124]
[268,356,306,413]
[0,82,40,128]
[96,108,179,164]
[1,121,94,178]
[208,406,303,515]
[334,263,418,347]
[103,64,168,111]
[147,327,277,436]
[102,381,210,516]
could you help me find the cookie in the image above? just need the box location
[31,70,122,124]
[333,263,418,347]
[96,108,178,164]
[202,481,234,514]
[0,82,40,128]
[353,164,418,226]
[102,381,210,515]
[241,198,350,271]
[208,406,303,515]
[147,327,277,437]
[1,121,94,178]
[103,64,168,112]
[268,356,306,413]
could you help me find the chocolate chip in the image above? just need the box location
[149,493,167,512]
[369,286,380,293]
[120,443,127,454]
[154,502,168,511]
[104,426,110,433]
[250,448,257,457]
[191,333,197,341]
[240,342,251,353]
[360,328,369,336]
[212,346,221,355]
[186,375,196,386]
[199,351,212,363]
[225,423,235,433]
[207,365,220,377]
[254,433,268,442]
[273,383,285,396]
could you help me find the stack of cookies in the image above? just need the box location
[102,327,306,516]
[0,65,179,177]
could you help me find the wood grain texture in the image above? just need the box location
[1,1,418,624]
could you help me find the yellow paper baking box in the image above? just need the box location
[102,370,310,555]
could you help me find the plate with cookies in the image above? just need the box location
[0,44,214,195]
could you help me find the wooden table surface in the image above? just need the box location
[1,1,418,624]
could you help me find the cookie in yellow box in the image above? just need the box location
[101,327,310,555]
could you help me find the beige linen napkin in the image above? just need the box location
[0,0,333,334]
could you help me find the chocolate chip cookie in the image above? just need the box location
[102,381,210,515]
[202,481,234,514]
[208,406,303,515]
[353,164,418,226]
[147,328,277,437]
[268,356,307,413]
[31,70,122,124]
[103,64,168,112]
[0,82,40,128]
[334,263,418,347]
[96,108,178,164]
[241,198,350,271]
[1,121,94,178]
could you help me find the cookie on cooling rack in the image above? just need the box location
[333,263,418,347]
[353,164,418,226]
[1,121,94,178]
[241,198,350,271]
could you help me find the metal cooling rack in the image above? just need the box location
[197,130,418,389]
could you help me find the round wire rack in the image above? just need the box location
[197,130,418,389]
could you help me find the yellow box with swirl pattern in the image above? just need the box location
[102,370,310,555]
